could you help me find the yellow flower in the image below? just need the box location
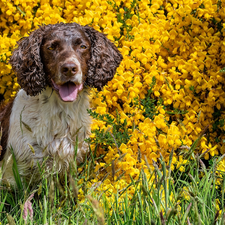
[1,0,225,202]
[179,166,185,172]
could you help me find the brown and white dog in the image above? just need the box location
[0,23,122,186]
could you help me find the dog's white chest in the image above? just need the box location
[4,88,91,180]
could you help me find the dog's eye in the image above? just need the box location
[80,45,87,49]
[48,46,55,51]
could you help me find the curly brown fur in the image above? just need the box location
[84,26,123,90]
[0,99,14,160]
[9,27,47,96]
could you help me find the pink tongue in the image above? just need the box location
[59,82,83,102]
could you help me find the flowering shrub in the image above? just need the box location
[1,0,225,199]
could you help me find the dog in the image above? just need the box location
[0,23,122,186]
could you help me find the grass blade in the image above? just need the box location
[181,202,192,225]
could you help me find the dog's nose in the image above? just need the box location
[61,63,78,77]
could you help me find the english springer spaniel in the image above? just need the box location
[0,23,122,186]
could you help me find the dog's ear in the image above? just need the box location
[9,27,46,96]
[83,26,123,90]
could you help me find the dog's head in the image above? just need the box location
[10,23,123,102]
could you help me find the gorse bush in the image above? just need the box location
[1,0,225,218]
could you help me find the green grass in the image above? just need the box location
[0,132,225,225]
[1,144,225,225]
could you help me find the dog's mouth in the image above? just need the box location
[51,80,83,102]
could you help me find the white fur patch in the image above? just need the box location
[1,87,91,185]
[69,56,83,83]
